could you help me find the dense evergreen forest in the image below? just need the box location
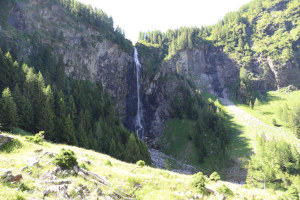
[170,83,229,164]
[0,47,151,164]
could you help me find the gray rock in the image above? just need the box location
[0,169,13,181]
[34,149,43,153]
[43,151,55,158]
[20,166,28,171]
[43,190,49,197]
[26,157,39,167]
[79,157,91,165]
[40,170,57,181]
[0,134,14,148]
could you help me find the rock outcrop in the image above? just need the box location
[0,133,14,148]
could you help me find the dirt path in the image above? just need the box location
[220,98,300,183]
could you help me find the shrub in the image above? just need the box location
[53,149,78,170]
[216,184,234,197]
[209,172,221,182]
[136,160,145,167]
[104,160,112,166]
[25,131,44,144]
[272,119,277,126]
[192,172,206,194]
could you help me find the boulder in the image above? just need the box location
[0,134,14,148]
[26,157,39,167]
[0,169,13,182]
[40,170,57,181]
[34,149,43,153]
[9,174,23,182]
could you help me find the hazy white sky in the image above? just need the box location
[78,0,252,43]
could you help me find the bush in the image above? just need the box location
[192,172,206,194]
[53,149,78,170]
[25,131,44,144]
[216,184,234,197]
[104,160,112,166]
[209,172,221,182]
[136,160,145,167]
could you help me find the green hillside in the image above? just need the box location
[0,131,284,200]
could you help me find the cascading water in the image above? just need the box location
[133,47,144,139]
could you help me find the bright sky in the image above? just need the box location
[78,0,252,43]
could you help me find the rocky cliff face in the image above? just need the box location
[2,0,134,117]
[162,45,240,97]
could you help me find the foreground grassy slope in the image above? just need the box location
[0,131,281,200]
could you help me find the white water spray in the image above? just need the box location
[133,47,144,139]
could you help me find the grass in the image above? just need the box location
[0,131,282,199]
[238,90,300,126]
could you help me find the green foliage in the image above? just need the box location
[254,98,260,108]
[25,131,44,144]
[168,84,230,167]
[216,184,234,197]
[247,134,300,189]
[104,159,112,166]
[286,186,299,200]
[192,172,206,194]
[53,148,78,170]
[54,0,132,52]
[209,172,221,182]
[136,160,145,167]
[165,159,171,170]
[0,138,22,153]
[139,27,211,59]
[0,87,18,131]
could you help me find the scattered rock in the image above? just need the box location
[96,188,102,196]
[0,169,13,182]
[34,149,43,153]
[105,196,114,200]
[9,174,23,182]
[135,183,142,190]
[43,190,49,197]
[44,151,55,158]
[53,166,62,174]
[26,157,39,167]
[75,184,90,196]
[39,179,72,184]
[40,170,57,181]
[79,157,91,165]
[44,184,69,198]
[20,166,28,171]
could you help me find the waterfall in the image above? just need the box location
[133,47,144,139]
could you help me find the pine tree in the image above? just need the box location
[68,95,77,121]
[125,133,141,163]
[249,100,253,109]
[0,88,18,131]
[165,159,171,170]
[254,98,260,108]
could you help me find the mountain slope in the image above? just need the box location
[0,132,283,200]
